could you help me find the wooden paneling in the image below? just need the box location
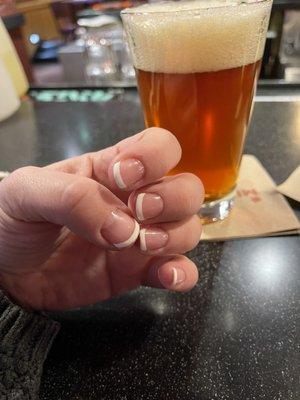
[9,26,33,82]
[16,0,61,56]
[1,5,33,83]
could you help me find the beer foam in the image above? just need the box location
[122,0,272,73]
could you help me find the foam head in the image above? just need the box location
[122,0,272,74]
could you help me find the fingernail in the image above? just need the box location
[102,210,140,249]
[113,159,145,189]
[136,193,164,221]
[171,267,186,286]
[157,265,186,288]
[139,227,168,252]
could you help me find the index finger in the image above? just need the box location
[108,127,182,192]
[45,128,181,196]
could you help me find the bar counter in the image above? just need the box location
[0,89,299,400]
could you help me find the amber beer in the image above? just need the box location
[137,61,261,201]
[122,0,272,221]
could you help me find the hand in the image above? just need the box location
[0,128,204,310]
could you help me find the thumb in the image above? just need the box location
[0,167,140,249]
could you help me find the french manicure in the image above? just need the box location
[136,193,164,221]
[139,227,168,252]
[171,267,186,286]
[113,159,145,190]
[101,210,140,249]
[157,265,186,288]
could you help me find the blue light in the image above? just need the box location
[29,34,40,45]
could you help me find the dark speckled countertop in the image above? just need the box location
[0,91,299,400]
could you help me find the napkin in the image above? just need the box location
[202,155,300,241]
[277,166,300,203]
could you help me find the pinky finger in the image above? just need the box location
[143,255,199,292]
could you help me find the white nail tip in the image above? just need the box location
[136,193,146,221]
[139,228,147,252]
[113,161,126,189]
[114,220,140,249]
[172,267,178,286]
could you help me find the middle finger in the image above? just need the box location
[128,173,204,224]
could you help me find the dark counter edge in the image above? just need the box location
[28,80,300,93]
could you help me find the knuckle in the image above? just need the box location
[176,174,204,214]
[192,216,203,244]
[188,174,205,209]
[60,179,92,215]
[144,127,181,151]
[184,216,202,250]
[162,130,182,153]
[79,154,94,177]
[168,216,202,253]
[184,173,205,197]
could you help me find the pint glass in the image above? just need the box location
[122,0,272,222]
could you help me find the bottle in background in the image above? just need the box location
[0,59,20,121]
[0,17,28,97]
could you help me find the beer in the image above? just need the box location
[122,0,272,220]
[137,61,261,200]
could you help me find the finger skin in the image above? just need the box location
[0,166,138,249]
[144,255,199,292]
[139,215,202,255]
[128,173,204,223]
[45,128,182,200]
[0,128,201,312]
[107,128,182,191]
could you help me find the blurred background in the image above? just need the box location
[0,0,300,89]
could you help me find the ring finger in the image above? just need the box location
[138,215,202,255]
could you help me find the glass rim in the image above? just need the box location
[121,0,272,15]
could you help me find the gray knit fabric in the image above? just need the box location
[0,292,60,400]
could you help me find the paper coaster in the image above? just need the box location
[202,155,300,241]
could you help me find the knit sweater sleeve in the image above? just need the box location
[0,291,60,400]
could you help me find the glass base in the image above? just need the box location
[199,190,235,224]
